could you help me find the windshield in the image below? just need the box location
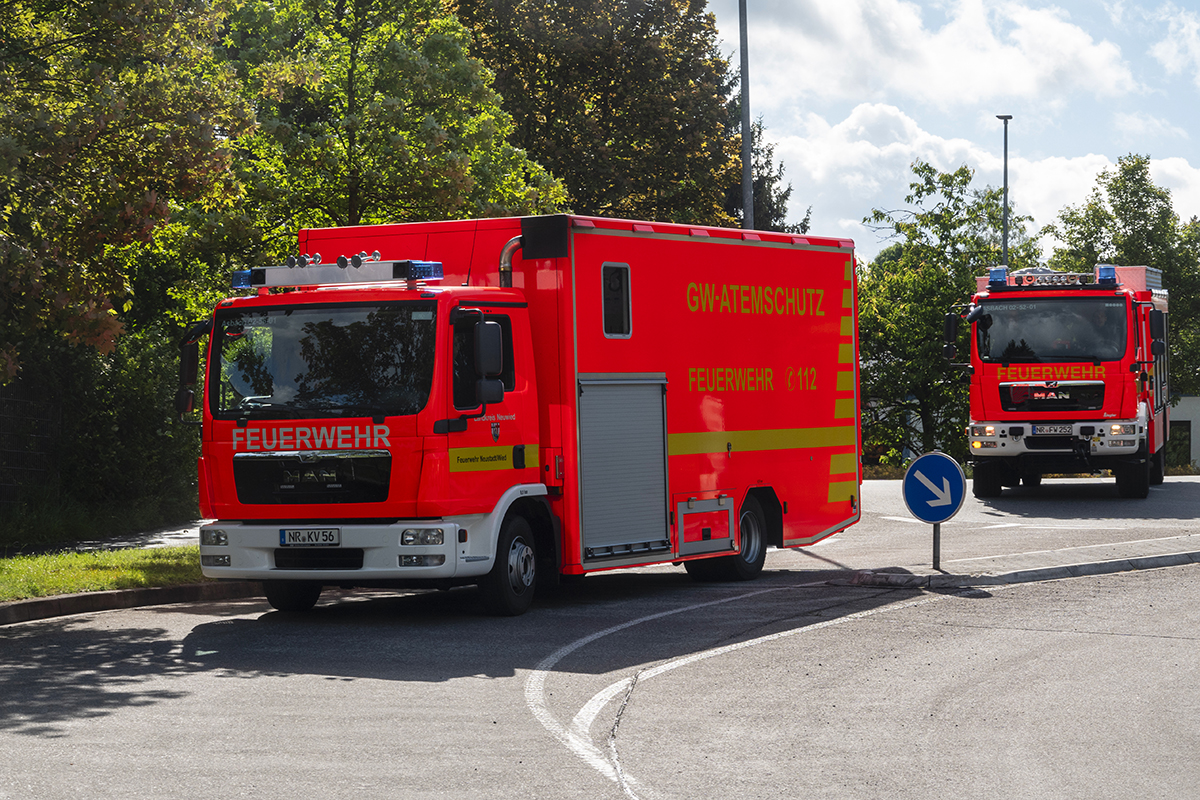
[976,297,1127,363]
[211,302,437,419]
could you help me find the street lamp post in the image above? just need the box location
[740,0,753,230]
[997,114,1012,267]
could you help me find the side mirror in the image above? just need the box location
[965,304,984,324]
[475,320,503,377]
[476,378,505,405]
[943,343,958,360]
[943,313,959,343]
[175,386,196,416]
[1149,309,1166,341]
[1151,339,1166,356]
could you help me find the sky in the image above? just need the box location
[707,0,1200,262]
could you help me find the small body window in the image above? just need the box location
[453,314,515,409]
[602,263,631,338]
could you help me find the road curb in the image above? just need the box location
[836,549,1200,590]
[0,581,262,626]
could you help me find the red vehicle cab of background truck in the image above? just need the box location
[177,214,862,614]
[945,264,1168,500]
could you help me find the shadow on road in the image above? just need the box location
[0,565,981,736]
[969,476,1200,521]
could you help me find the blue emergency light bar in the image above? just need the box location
[231,259,443,289]
[1096,264,1117,284]
[988,266,1008,286]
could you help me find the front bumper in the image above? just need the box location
[967,420,1144,472]
[198,519,494,582]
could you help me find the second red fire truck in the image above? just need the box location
[179,214,862,614]
[947,264,1169,499]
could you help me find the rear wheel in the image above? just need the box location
[684,496,768,582]
[479,515,537,616]
[1022,474,1042,488]
[972,462,1003,498]
[263,580,322,612]
[1150,447,1165,486]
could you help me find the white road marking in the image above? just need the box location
[526,586,950,798]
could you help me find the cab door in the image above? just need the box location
[443,305,539,512]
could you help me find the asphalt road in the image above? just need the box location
[2,476,1198,798]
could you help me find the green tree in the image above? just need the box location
[0,0,254,380]
[455,0,737,225]
[1044,153,1200,395]
[722,112,810,233]
[218,0,566,257]
[860,161,1040,463]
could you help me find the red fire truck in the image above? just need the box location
[947,264,1168,499]
[178,214,862,614]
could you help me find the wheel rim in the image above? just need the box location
[739,509,763,564]
[507,536,536,595]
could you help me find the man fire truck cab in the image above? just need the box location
[946,264,1168,499]
[178,214,862,615]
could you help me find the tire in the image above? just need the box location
[684,496,768,582]
[972,462,1003,498]
[1022,474,1042,488]
[1116,457,1151,499]
[1150,447,1165,486]
[479,515,537,616]
[263,580,322,612]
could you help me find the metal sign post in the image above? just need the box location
[902,452,967,571]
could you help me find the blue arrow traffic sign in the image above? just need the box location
[902,452,966,524]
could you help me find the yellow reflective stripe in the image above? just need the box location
[844,260,853,281]
[838,343,854,363]
[840,316,853,336]
[834,398,856,419]
[830,453,857,475]
[842,287,853,308]
[828,480,857,503]
[667,426,856,456]
[448,445,538,472]
[836,371,855,392]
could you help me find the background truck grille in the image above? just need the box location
[1000,382,1104,412]
[233,450,390,505]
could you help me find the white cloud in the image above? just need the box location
[766,105,1117,259]
[1150,3,1200,86]
[743,0,1137,112]
[1112,110,1189,143]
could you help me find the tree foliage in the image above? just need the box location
[860,161,1040,464]
[1044,153,1200,395]
[455,0,737,225]
[0,0,254,379]
[723,112,809,233]
[218,0,566,256]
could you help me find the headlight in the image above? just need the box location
[201,529,228,546]
[970,426,995,437]
[401,529,444,546]
[1110,424,1136,435]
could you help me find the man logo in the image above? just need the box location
[491,422,500,442]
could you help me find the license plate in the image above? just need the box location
[280,528,340,547]
[1031,424,1073,435]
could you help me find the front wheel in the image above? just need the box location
[972,462,1003,498]
[478,515,537,616]
[1150,447,1165,486]
[1116,457,1151,499]
[263,580,322,612]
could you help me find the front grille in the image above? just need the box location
[274,548,364,570]
[1024,436,1075,450]
[1001,382,1104,412]
[234,450,390,505]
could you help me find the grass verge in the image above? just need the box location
[0,546,206,603]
